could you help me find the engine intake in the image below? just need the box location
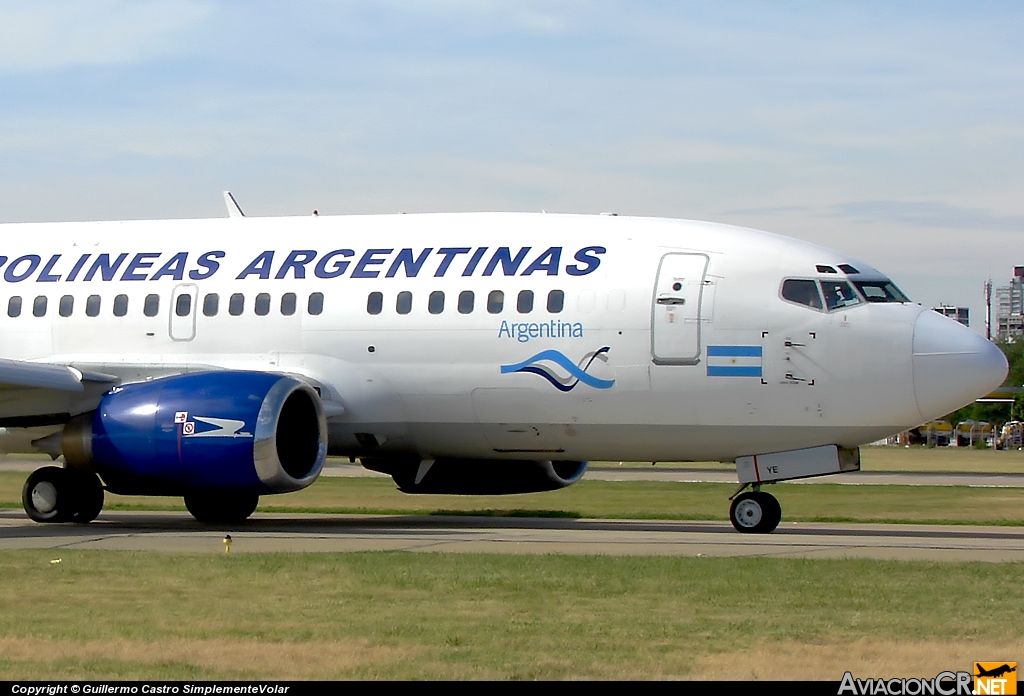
[63,371,327,496]
[362,457,587,494]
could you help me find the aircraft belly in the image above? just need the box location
[328,422,903,461]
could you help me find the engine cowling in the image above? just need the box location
[63,371,327,496]
[362,457,587,494]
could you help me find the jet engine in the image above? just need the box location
[58,371,327,521]
[362,457,587,494]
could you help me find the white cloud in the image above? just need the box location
[0,0,211,72]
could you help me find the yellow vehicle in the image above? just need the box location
[954,420,992,447]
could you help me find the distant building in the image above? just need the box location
[932,304,969,327]
[995,266,1024,340]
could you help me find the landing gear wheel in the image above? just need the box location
[184,491,259,524]
[23,466,73,523]
[729,491,781,534]
[66,469,105,523]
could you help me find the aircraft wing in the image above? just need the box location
[0,359,118,424]
[0,359,105,392]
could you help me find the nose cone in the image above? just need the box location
[912,310,1008,420]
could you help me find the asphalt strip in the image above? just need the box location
[1,509,1022,562]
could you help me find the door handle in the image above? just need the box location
[657,297,685,305]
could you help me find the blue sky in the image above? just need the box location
[1,1,1022,329]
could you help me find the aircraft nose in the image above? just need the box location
[912,310,1008,420]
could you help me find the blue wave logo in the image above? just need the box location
[500,347,615,391]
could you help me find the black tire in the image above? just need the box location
[729,491,781,534]
[184,491,259,524]
[22,466,73,523]
[756,491,782,533]
[66,469,105,523]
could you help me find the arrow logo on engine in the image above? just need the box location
[182,416,253,439]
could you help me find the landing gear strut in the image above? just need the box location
[729,488,781,534]
[22,466,105,523]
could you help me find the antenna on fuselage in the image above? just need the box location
[223,191,245,218]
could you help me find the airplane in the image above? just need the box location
[0,193,1007,533]
[975,664,1016,679]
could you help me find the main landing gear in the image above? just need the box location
[21,466,259,525]
[729,486,781,534]
[22,466,104,524]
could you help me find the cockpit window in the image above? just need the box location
[781,279,823,310]
[838,264,860,274]
[853,280,910,303]
[815,265,838,274]
[820,280,863,311]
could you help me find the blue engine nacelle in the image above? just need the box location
[62,371,327,496]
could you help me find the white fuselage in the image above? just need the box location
[0,212,1006,463]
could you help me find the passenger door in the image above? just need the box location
[651,253,709,364]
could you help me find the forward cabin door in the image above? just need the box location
[169,283,198,341]
[651,253,709,364]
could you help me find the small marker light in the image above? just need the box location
[223,534,232,553]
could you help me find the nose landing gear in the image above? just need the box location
[729,488,781,534]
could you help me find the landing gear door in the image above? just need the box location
[652,253,709,365]
[169,283,198,342]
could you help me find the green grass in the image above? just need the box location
[859,446,1024,473]
[2,472,1023,526]
[0,550,1021,679]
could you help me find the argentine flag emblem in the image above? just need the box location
[706,345,763,377]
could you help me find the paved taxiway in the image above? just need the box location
[2,509,1021,562]
[4,459,1021,562]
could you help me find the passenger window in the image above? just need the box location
[308,292,324,316]
[144,294,160,317]
[59,295,74,317]
[113,294,128,317]
[487,290,504,314]
[781,279,823,310]
[7,296,21,318]
[281,292,296,316]
[547,289,564,313]
[33,296,47,317]
[517,290,534,313]
[175,293,192,317]
[203,293,219,317]
[820,281,863,311]
[229,293,244,316]
[255,293,271,316]
[367,292,383,315]
[458,290,474,314]
[428,291,444,314]
[396,291,412,315]
[86,295,101,317]
[577,290,595,313]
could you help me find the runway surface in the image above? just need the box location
[2,509,1021,562]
